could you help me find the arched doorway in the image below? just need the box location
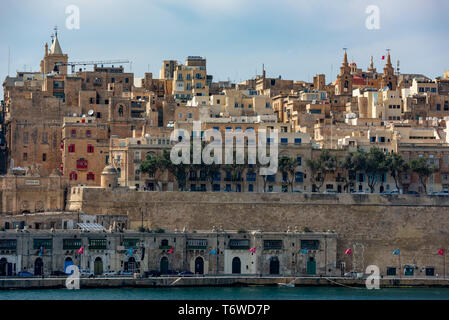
[94,257,103,275]
[269,256,280,275]
[34,258,43,276]
[160,257,169,274]
[0,258,7,276]
[64,257,73,274]
[380,185,384,193]
[125,257,136,273]
[306,257,316,275]
[195,257,204,274]
[232,257,241,274]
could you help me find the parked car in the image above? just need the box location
[431,191,449,196]
[80,269,94,278]
[352,191,366,194]
[178,270,194,276]
[146,270,161,277]
[324,190,338,194]
[18,271,34,277]
[344,271,364,279]
[119,271,133,275]
[407,190,419,195]
[103,271,118,276]
[51,270,67,276]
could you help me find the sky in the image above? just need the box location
[0,0,448,97]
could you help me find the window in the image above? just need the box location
[229,239,250,249]
[386,267,396,276]
[86,130,92,138]
[42,132,48,144]
[266,102,270,108]
[263,240,283,250]
[33,239,52,250]
[235,103,239,108]
[281,138,288,145]
[87,172,95,181]
[76,159,88,170]
[23,153,28,161]
[425,267,435,276]
[89,239,106,250]
[69,172,78,181]
[42,153,47,162]
[23,132,28,144]
[295,172,304,183]
[87,145,94,153]
[248,184,253,192]
[71,130,76,137]
[294,138,302,145]
[297,157,302,166]
[68,144,75,153]
[300,240,319,250]
[63,239,82,250]
[246,172,256,182]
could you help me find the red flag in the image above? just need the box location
[345,248,352,255]
[382,56,385,60]
[248,247,256,254]
[168,247,173,254]
[77,245,84,255]
[438,249,444,256]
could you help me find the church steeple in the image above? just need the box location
[336,48,353,95]
[381,49,397,90]
[49,27,63,55]
[40,27,68,74]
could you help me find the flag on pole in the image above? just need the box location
[77,245,84,255]
[125,248,133,256]
[168,247,174,254]
[438,249,445,256]
[392,249,400,255]
[209,249,217,255]
[300,249,308,255]
[382,55,385,60]
[248,247,256,254]
[344,248,352,255]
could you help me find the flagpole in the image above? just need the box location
[443,249,446,279]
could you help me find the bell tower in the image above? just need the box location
[335,48,353,95]
[40,27,69,74]
[381,50,397,90]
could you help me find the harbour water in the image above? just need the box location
[1,286,449,300]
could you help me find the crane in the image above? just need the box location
[53,60,130,73]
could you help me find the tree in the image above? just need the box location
[410,157,436,194]
[306,150,336,192]
[279,156,297,192]
[386,152,409,191]
[140,151,170,191]
[365,147,388,193]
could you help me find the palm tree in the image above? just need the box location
[279,156,297,192]
[386,152,409,191]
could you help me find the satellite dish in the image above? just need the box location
[145,133,151,139]
[88,109,94,116]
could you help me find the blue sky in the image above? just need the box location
[0,0,448,97]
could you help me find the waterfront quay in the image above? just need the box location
[1,275,449,290]
[0,229,338,278]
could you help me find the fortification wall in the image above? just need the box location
[67,188,449,275]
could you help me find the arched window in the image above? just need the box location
[118,106,124,117]
[69,171,78,181]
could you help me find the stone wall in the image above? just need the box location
[67,188,449,276]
